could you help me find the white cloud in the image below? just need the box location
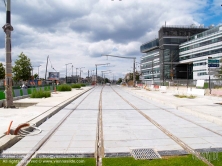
[0,0,217,79]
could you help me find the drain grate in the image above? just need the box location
[131,148,161,160]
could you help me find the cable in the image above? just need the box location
[16,123,42,137]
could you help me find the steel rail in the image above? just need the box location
[121,87,222,138]
[111,86,213,166]
[16,87,97,166]
[96,86,105,166]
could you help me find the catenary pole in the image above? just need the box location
[2,0,14,108]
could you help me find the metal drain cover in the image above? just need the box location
[131,148,161,160]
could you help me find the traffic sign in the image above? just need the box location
[208,64,219,67]
[208,59,220,64]
[208,58,220,67]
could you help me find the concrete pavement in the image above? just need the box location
[1,85,222,159]
[126,86,222,126]
[0,86,93,152]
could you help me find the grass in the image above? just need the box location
[80,83,86,87]
[71,84,81,89]
[57,84,72,91]
[210,152,222,166]
[1,153,221,166]
[0,159,20,166]
[0,158,96,166]
[30,90,51,98]
[174,94,196,99]
[103,155,207,166]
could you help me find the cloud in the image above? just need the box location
[0,0,217,79]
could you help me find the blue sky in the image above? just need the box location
[0,0,221,79]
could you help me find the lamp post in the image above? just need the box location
[38,65,41,79]
[95,63,110,85]
[75,68,78,83]
[101,70,111,84]
[72,65,74,83]
[65,63,72,83]
[102,55,136,87]
[3,0,14,108]
[79,67,85,83]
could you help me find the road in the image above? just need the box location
[2,85,222,165]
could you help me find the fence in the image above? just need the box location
[142,79,222,89]
[0,85,53,100]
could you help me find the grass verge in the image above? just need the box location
[103,155,208,166]
[71,84,81,88]
[30,90,51,98]
[57,84,72,91]
[0,159,20,166]
[174,94,196,99]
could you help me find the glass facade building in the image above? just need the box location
[140,25,208,84]
[179,25,222,80]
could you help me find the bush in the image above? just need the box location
[80,83,86,87]
[57,84,72,91]
[31,90,51,98]
[71,84,81,88]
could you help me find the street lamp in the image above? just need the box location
[102,54,136,87]
[38,65,41,79]
[101,70,111,84]
[79,67,85,83]
[75,68,78,83]
[65,63,72,83]
[95,63,110,85]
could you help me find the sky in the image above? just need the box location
[0,0,221,80]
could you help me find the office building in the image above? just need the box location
[141,25,208,83]
[179,25,222,80]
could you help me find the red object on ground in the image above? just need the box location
[6,121,13,135]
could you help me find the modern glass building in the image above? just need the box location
[140,25,208,84]
[179,25,222,80]
[140,39,160,83]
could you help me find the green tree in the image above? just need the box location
[12,52,32,81]
[34,73,38,79]
[104,78,110,83]
[0,63,5,79]
[215,58,222,79]
[117,78,122,84]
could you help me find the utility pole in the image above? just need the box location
[95,63,110,85]
[76,68,78,83]
[38,65,41,79]
[102,55,136,87]
[88,70,89,83]
[79,67,85,83]
[72,65,73,83]
[45,55,49,83]
[65,63,72,83]
[2,0,14,108]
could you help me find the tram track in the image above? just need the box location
[16,87,97,166]
[111,86,213,166]
[120,87,222,138]
[96,86,104,166]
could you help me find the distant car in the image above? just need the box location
[106,83,110,86]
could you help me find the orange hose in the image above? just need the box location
[7,121,13,135]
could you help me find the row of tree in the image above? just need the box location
[0,52,38,81]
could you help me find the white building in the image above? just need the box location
[179,25,222,80]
